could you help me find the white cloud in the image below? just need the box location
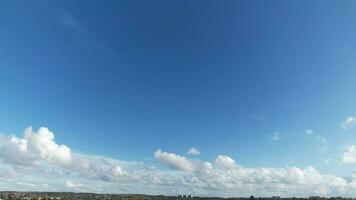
[155,150,351,197]
[111,166,124,177]
[0,127,125,181]
[214,155,239,170]
[0,127,72,167]
[342,145,356,164]
[154,149,203,172]
[342,116,356,130]
[3,126,356,196]
[187,148,200,156]
[305,129,314,135]
[270,132,280,141]
[66,180,81,188]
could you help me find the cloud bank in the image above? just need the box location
[1,127,356,197]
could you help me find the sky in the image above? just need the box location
[1,0,356,197]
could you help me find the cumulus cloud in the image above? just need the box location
[342,116,356,130]
[187,148,201,156]
[214,155,238,170]
[342,145,356,164]
[0,127,72,167]
[0,127,125,181]
[270,132,280,141]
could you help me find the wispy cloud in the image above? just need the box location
[249,114,268,123]
[16,181,36,188]
[342,116,356,130]
[270,132,280,141]
[324,158,332,165]
[187,147,201,156]
[57,12,88,34]
[305,129,328,152]
[31,1,119,57]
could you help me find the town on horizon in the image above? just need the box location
[0,192,355,200]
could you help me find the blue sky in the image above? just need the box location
[1,0,356,196]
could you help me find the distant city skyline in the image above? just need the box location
[1,0,356,197]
